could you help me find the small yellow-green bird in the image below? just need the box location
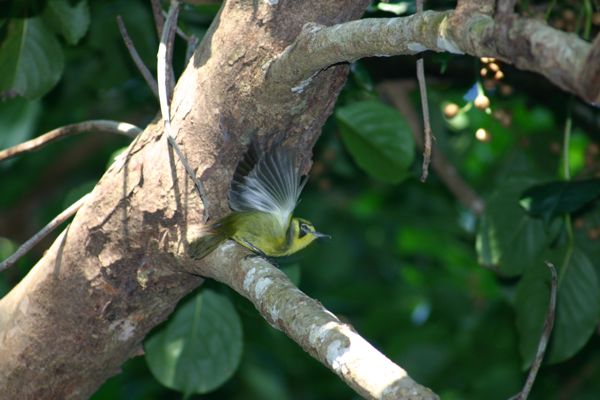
[188,141,328,260]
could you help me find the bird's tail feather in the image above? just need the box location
[188,231,226,260]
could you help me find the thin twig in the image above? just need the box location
[509,261,558,400]
[0,120,141,162]
[116,15,159,99]
[161,9,191,41]
[150,0,165,39]
[0,194,91,272]
[416,0,433,182]
[158,1,179,115]
[416,61,432,182]
[378,80,485,214]
[158,0,209,220]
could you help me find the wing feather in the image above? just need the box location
[229,142,305,227]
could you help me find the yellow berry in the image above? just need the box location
[444,103,460,118]
[475,128,491,142]
[474,94,490,110]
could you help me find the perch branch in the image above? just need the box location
[196,242,439,400]
[267,10,595,103]
[0,120,141,162]
[0,194,91,272]
[116,16,159,99]
[158,0,209,219]
[378,80,485,214]
[509,261,558,400]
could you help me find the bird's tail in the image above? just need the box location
[188,227,227,260]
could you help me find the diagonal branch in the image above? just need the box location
[0,194,91,272]
[0,120,141,162]
[158,0,209,219]
[266,10,595,103]
[196,243,439,400]
[117,16,159,99]
[509,261,558,400]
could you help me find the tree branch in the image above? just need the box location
[0,120,141,162]
[267,10,595,103]
[0,194,91,272]
[196,243,439,400]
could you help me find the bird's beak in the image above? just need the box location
[313,231,331,239]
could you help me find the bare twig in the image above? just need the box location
[415,0,433,182]
[150,0,165,39]
[378,80,485,214]
[0,194,91,272]
[509,262,558,400]
[195,242,439,400]
[158,0,209,219]
[161,9,191,41]
[0,120,141,162]
[117,15,159,98]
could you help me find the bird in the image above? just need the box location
[188,140,329,260]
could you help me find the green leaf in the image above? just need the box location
[336,101,415,183]
[145,289,243,395]
[43,0,90,45]
[515,248,600,368]
[476,179,550,276]
[0,17,64,99]
[0,98,41,152]
[520,179,600,222]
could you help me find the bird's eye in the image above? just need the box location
[298,223,309,238]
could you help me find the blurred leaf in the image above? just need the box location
[145,288,243,395]
[520,179,600,223]
[63,180,96,208]
[336,101,415,183]
[43,0,90,45]
[512,101,554,134]
[0,98,41,151]
[280,264,301,286]
[516,248,600,368]
[0,17,64,99]
[548,248,600,364]
[350,62,374,92]
[477,179,549,276]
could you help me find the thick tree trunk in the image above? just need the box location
[0,1,370,398]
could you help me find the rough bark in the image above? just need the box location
[0,1,371,398]
[0,0,595,398]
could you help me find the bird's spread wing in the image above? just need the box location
[229,142,307,227]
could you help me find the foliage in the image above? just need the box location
[1,1,600,399]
